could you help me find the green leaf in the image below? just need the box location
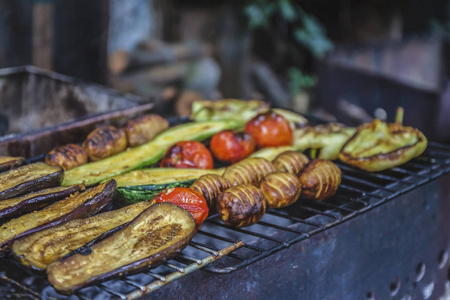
[279,0,296,22]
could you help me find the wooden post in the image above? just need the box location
[32,0,53,70]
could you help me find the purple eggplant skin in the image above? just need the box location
[0,180,116,254]
[0,185,85,220]
[47,203,196,295]
[0,156,25,173]
[0,163,64,200]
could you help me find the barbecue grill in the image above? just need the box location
[1,137,450,299]
[0,68,449,300]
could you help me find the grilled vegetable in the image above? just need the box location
[190,99,308,128]
[124,114,169,147]
[191,99,269,123]
[273,151,309,176]
[293,123,356,160]
[0,180,116,253]
[160,141,213,169]
[154,187,208,227]
[63,120,241,186]
[223,157,276,186]
[299,160,341,201]
[0,156,25,172]
[83,126,127,161]
[0,185,84,220]
[210,130,256,164]
[190,174,231,211]
[249,146,301,161]
[245,111,293,148]
[47,203,196,294]
[45,144,88,170]
[259,172,301,208]
[340,119,427,171]
[217,184,266,228]
[0,163,63,200]
[112,168,225,188]
[12,201,152,271]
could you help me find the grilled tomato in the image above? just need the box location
[154,187,209,227]
[160,141,213,169]
[245,111,293,148]
[210,130,256,164]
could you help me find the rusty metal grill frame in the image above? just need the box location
[1,139,450,299]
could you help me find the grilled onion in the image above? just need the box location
[45,144,88,170]
[217,184,266,227]
[259,172,301,208]
[299,160,341,201]
[124,114,169,147]
[83,126,127,161]
[223,157,276,186]
[190,174,231,211]
[273,151,309,176]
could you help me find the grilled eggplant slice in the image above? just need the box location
[83,126,128,161]
[259,172,301,208]
[190,174,231,211]
[0,163,63,200]
[340,119,428,171]
[273,151,309,176]
[0,156,25,172]
[47,203,196,294]
[12,201,152,271]
[124,114,169,147]
[0,180,116,253]
[0,185,84,220]
[45,144,88,170]
[299,160,341,201]
[217,184,266,228]
[223,157,276,186]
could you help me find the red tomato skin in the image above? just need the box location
[160,141,213,169]
[244,111,293,148]
[210,130,256,164]
[154,187,209,227]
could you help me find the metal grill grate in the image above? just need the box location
[1,142,450,299]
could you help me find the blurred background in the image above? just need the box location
[1,0,450,141]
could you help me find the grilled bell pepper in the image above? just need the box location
[293,123,356,160]
[339,119,427,172]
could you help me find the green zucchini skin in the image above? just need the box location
[63,120,242,187]
[115,180,195,206]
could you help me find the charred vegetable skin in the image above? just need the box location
[259,172,301,208]
[0,156,25,172]
[83,126,127,161]
[273,151,309,176]
[0,180,116,253]
[223,158,276,186]
[299,160,341,201]
[340,119,428,172]
[124,114,169,147]
[0,163,63,200]
[45,144,88,170]
[217,184,266,228]
[47,203,196,294]
[0,185,84,220]
[12,201,152,271]
[190,174,231,211]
